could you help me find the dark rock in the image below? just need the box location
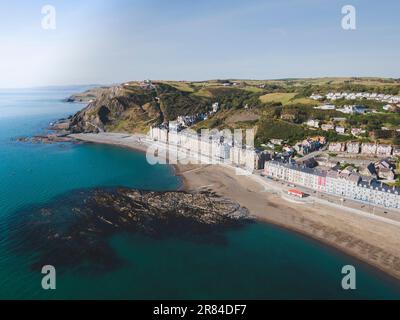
[7,188,252,274]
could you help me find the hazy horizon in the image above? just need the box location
[1,75,400,90]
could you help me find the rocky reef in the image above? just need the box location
[8,188,252,273]
[16,119,77,144]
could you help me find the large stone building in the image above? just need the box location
[346,142,360,154]
[361,143,377,155]
[149,125,266,172]
[328,142,346,152]
[377,144,393,157]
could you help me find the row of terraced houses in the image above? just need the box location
[264,161,400,209]
[329,141,398,157]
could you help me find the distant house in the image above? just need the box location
[270,139,284,145]
[393,147,400,157]
[338,105,369,115]
[332,117,347,122]
[314,104,336,110]
[335,126,346,134]
[351,128,365,136]
[281,112,297,121]
[376,144,393,157]
[328,142,346,152]
[375,159,395,171]
[383,104,394,111]
[212,102,219,113]
[347,142,360,154]
[375,160,396,180]
[361,143,377,155]
[283,146,295,154]
[310,94,325,101]
[306,119,320,128]
[321,124,335,131]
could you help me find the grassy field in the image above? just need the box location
[287,97,319,105]
[259,92,297,104]
[193,88,214,98]
[159,81,194,93]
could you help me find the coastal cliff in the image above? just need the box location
[68,85,163,133]
[65,80,271,135]
[67,82,211,134]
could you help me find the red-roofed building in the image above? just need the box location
[288,189,305,198]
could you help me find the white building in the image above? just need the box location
[212,102,220,113]
[264,161,400,209]
[306,119,320,128]
[383,104,394,111]
[321,124,335,131]
[335,126,346,134]
[347,142,360,154]
[361,143,377,155]
[328,142,346,152]
[351,128,365,136]
[314,104,336,110]
[337,105,369,115]
[377,144,393,157]
[310,94,325,101]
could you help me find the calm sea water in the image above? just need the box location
[0,87,399,300]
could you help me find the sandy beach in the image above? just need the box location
[71,133,400,281]
[178,163,400,280]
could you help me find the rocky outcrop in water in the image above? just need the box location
[8,188,252,273]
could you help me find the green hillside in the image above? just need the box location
[67,78,400,145]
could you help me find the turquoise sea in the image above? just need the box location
[0,87,399,300]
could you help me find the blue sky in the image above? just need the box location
[0,0,399,88]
